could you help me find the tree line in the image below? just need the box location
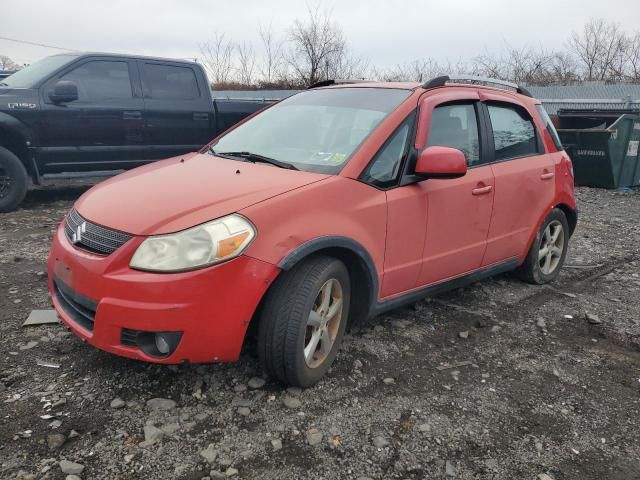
[200,10,640,89]
[2,11,638,88]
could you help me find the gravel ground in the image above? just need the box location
[1,183,639,480]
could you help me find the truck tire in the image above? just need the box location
[258,255,350,387]
[0,146,28,213]
[517,208,569,284]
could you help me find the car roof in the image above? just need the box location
[320,81,540,103]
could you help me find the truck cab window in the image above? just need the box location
[143,64,200,100]
[60,61,132,101]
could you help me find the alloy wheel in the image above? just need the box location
[304,278,344,368]
[538,220,565,275]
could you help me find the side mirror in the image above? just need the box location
[49,80,78,103]
[414,146,467,179]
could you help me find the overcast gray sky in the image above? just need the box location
[2,0,639,68]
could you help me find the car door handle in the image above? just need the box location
[123,111,142,120]
[472,185,493,195]
[540,172,555,180]
[193,112,209,121]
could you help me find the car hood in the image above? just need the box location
[75,153,329,235]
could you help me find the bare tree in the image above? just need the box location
[548,52,580,85]
[625,32,640,81]
[0,55,18,70]
[287,6,348,86]
[199,33,235,85]
[236,42,256,86]
[258,24,284,85]
[568,19,628,81]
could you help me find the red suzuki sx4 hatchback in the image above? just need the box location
[48,76,577,387]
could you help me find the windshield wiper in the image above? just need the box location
[0,82,8,87]
[217,151,298,170]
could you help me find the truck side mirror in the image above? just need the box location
[49,80,79,103]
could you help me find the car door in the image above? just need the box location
[479,94,555,266]
[38,58,144,173]
[366,90,494,299]
[139,61,212,160]
[414,98,495,287]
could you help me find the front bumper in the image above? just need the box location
[47,222,279,363]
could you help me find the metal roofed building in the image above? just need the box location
[526,83,640,117]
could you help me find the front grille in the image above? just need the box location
[64,208,132,255]
[53,279,97,332]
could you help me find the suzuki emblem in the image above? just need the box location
[72,222,86,244]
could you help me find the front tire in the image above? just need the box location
[517,208,569,284]
[258,255,350,387]
[0,147,28,213]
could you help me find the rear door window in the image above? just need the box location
[487,104,538,160]
[143,63,200,100]
[426,103,481,166]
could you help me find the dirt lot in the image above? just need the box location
[1,183,639,480]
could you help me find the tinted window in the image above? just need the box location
[361,116,412,188]
[211,88,411,175]
[487,104,538,160]
[144,64,200,100]
[61,61,132,101]
[536,105,563,151]
[426,103,480,166]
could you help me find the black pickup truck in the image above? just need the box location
[0,53,274,211]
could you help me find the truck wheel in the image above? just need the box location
[0,147,28,213]
[258,255,350,387]
[517,208,569,284]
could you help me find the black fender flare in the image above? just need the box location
[277,236,380,315]
[0,112,34,147]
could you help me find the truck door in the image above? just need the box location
[38,58,144,173]
[139,61,213,159]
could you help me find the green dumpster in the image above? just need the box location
[558,113,640,189]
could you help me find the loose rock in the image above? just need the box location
[271,438,282,451]
[146,398,176,411]
[59,460,84,475]
[47,433,66,449]
[282,396,301,409]
[586,313,602,324]
[306,428,322,446]
[110,397,125,409]
[372,436,389,448]
[200,444,219,464]
[247,377,266,389]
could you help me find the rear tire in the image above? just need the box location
[517,208,569,284]
[0,147,28,213]
[258,255,350,387]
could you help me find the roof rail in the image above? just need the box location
[422,74,533,97]
[307,79,373,89]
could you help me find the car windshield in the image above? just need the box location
[209,87,411,174]
[1,54,78,88]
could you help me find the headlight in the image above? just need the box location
[129,214,255,272]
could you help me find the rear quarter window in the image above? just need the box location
[536,105,563,151]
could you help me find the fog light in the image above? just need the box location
[155,333,171,355]
[134,330,183,358]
